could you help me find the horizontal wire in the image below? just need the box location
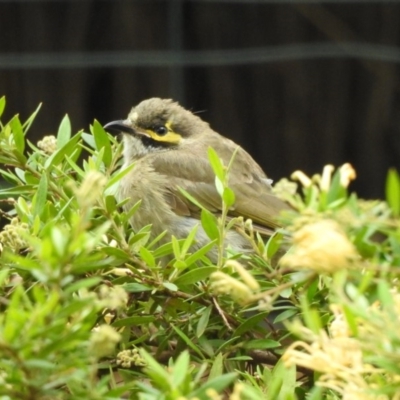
[0,43,399,69]
[0,0,398,3]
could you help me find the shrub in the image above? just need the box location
[0,97,399,399]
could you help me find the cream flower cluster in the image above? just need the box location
[283,305,400,399]
[291,163,357,191]
[73,170,107,210]
[210,260,260,305]
[281,219,358,274]
[116,348,146,368]
[89,324,121,358]
[98,285,128,310]
[37,135,57,155]
[0,217,29,252]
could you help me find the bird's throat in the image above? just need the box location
[122,133,174,162]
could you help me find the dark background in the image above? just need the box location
[1,0,400,198]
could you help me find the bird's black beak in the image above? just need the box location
[103,120,135,135]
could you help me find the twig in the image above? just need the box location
[212,296,233,331]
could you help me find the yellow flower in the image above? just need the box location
[281,219,357,273]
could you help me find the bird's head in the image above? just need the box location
[104,98,209,161]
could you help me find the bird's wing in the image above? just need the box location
[149,145,290,234]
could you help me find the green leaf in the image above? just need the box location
[326,169,346,205]
[196,306,212,338]
[113,316,155,327]
[0,268,10,287]
[64,277,102,294]
[3,285,25,342]
[123,282,152,293]
[51,226,68,257]
[306,386,326,400]
[377,279,394,309]
[152,238,182,258]
[0,184,35,198]
[91,119,112,167]
[22,103,42,134]
[265,232,283,259]
[163,282,178,292]
[181,224,198,257]
[300,295,322,333]
[233,312,270,336]
[171,324,204,359]
[342,304,359,336]
[120,199,142,223]
[266,358,296,400]
[190,372,237,399]
[140,349,172,391]
[174,266,217,286]
[9,115,25,153]
[44,132,82,169]
[244,339,280,349]
[183,240,216,266]
[216,336,241,353]
[81,132,96,148]
[201,209,219,241]
[178,187,206,210]
[33,173,48,217]
[0,96,5,118]
[105,163,136,195]
[386,168,400,217]
[273,308,297,323]
[208,352,224,381]
[208,147,225,181]
[171,351,190,388]
[57,114,71,148]
[222,187,235,208]
[215,176,224,197]
[171,235,181,259]
[227,356,252,361]
[139,247,156,268]
[65,154,85,177]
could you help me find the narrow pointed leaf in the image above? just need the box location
[33,173,48,217]
[208,147,225,181]
[91,119,112,167]
[57,114,71,148]
[0,96,5,118]
[9,115,25,153]
[386,169,400,217]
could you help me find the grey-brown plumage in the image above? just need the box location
[105,98,290,260]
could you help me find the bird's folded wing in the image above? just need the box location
[150,155,290,232]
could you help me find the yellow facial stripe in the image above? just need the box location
[145,121,181,144]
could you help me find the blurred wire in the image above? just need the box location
[0,0,399,3]
[1,43,400,69]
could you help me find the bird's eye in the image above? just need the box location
[153,125,168,136]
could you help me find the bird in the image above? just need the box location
[104,98,290,262]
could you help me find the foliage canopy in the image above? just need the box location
[0,97,399,399]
